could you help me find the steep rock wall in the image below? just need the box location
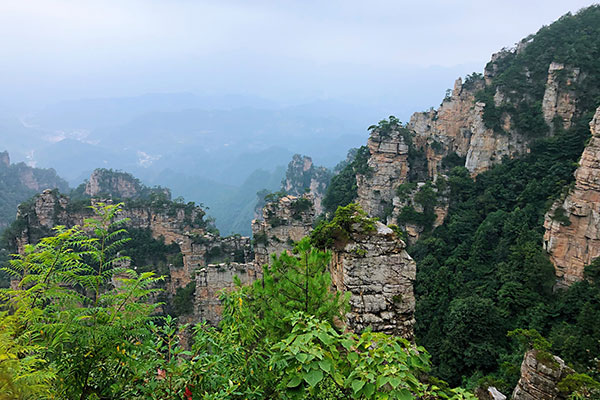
[12,188,256,325]
[329,221,416,339]
[408,77,528,177]
[356,127,410,219]
[85,169,142,198]
[282,155,331,216]
[251,194,315,266]
[511,350,573,400]
[544,106,600,286]
[542,62,580,132]
[194,262,259,325]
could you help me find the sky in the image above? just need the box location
[0,0,597,111]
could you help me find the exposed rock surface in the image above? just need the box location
[356,126,409,219]
[251,194,315,267]
[408,77,528,177]
[542,62,580,132]
[511,350,573,400]
[194,262,259,325]
[85,169,143,198]
[11,185,256,325]
[544,106,600,286]
[329,221,416,339]
[282,154,331,215]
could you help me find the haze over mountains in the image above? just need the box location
[1,67,474,235]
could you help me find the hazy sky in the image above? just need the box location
[0,0,596,110]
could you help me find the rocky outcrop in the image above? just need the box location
[408,77,528,177]
[356,125,410,219]
[282,155,331,216]
[544,106,600,286]
[11,186,257,325]
[251,194,315,267]
[542,62,580,132]
[85,169,143,198]
[511,350,573,400]
[329,221,416,339]
[194,261,259,325]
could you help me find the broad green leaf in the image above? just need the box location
[352,379,365,393]
[396,388,413,400]
[303,369,323,387]
[318,359,332,372]
[287,375,302,388]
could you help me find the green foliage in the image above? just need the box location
[322,146,371,215]
[172,281,196,317]
[250,237,348,339]
[558,373,600,399]
[508,329,552,352]
[410,102,600,387]
[290,197,313,220]
[476,6,600,136]
[0,203,163,399]
[311,203,376,249]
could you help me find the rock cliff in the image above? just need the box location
[511,350,573,400]
[79,168,170,200]
[282,154,331,216]
[194,261,259,325]
[544,106,600,286]
[85,168,143,198]
[356,121,410,219]
[329,220,416,339]
[408,75,528,177]
[542,62,580,132]
[10,182,257,325]
[251,194,315,267]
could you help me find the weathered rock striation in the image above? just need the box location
[11,184,256,325]
[408,75,528,177]
[356,125,410,219]
[251,194,315,267]
[329,221,416,339]
[544,106,600,286]
[542,62,580,132]
[511,350,573,400]
[85,168,143,198]
[194,262,259,325]
[282,154,331,216]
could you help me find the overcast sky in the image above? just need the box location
[0,0,596,111]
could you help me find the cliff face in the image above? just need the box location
[282,155,331,215]
[81,168,170,200]
[12,186,257,325]
[85,169,142,198]
[511,350,573,400]
[408,75,528,177]
[356,126,410,219]
[194,261,259,325]
[544,106,600,286]
[251,194,315,267]
[542,62,580,132]
[329,221,416,339]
